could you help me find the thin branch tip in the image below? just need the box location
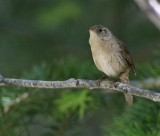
[0,74,4,81]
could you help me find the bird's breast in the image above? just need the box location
[90,43,127,77]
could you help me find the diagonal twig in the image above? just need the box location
[134,0,160,30]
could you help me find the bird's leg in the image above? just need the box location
[109,79,118,85]
[97,75,107,86]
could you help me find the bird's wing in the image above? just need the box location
[117,39,136,75]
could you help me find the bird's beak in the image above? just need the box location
[89,27,95,33]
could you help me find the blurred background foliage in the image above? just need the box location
[0,0,160,136]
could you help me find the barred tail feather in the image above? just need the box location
[124,94,133,106]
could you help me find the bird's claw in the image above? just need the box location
[109,80,117,85]
[96,75,107,86]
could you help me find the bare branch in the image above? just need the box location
[134,0,160,30]
[0,75,160,102]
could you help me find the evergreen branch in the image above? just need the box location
[0,75,160,102]
[3,93,29,114]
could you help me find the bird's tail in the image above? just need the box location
[124,92,133,106]
[120,72,133,106]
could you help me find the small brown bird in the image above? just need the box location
[89,25,136,106]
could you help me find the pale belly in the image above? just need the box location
[92,50,127,77]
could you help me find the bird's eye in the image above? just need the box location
[99,29,102,32]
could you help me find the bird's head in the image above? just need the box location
[89,25,112,41]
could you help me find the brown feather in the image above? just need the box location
[117,39,136,75]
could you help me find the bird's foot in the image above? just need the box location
[96,75,107,86]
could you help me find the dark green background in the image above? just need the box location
[0,0,160,76]
[1,0,160,136]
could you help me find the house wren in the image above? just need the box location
[89,25,136,106]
